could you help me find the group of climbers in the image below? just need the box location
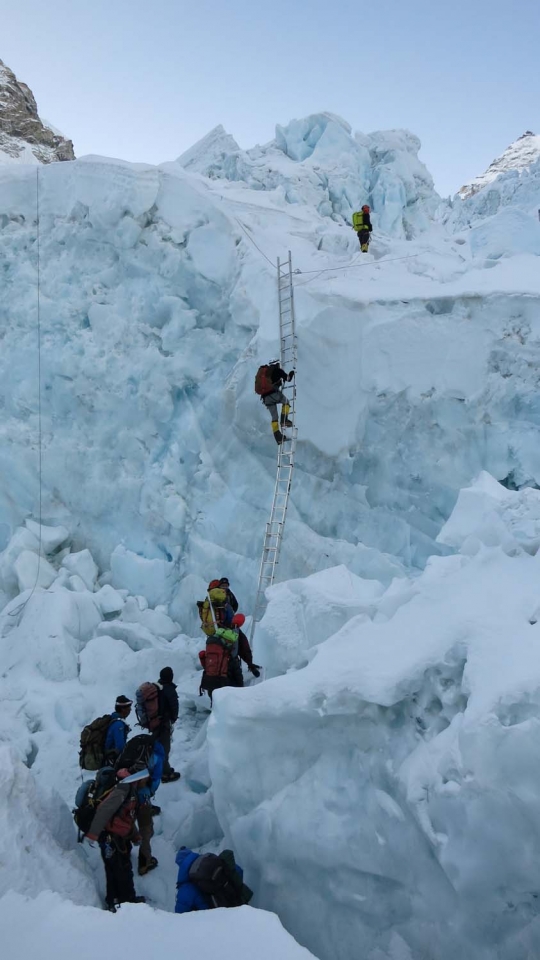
[76,670,181,911]
[197,577,261,702]
[75,577,260,913]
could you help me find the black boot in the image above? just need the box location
[281,417,293,428]
[162,770,181,783]
[273,429,283,444]
[138,856,159,876]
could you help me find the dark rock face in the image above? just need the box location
[0,58,75,163]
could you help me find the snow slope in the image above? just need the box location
[1,891,316,960]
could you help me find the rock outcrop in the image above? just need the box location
[0,58,74,164]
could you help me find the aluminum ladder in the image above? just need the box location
[250,251,298,646]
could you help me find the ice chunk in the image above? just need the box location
[93,583,125,616]
[175,124,241,173]
[0,527,40,594]
[61,549,98,590]
[257,565,384,676]
[25,520,69,553]
[121,595,179,640]
[110,546,176,607]
[438,471,540,555]
[14,551,57,592]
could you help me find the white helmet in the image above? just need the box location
[268,358,280,365]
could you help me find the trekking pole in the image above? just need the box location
[206,593,219,632]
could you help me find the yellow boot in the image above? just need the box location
[271,420,283,444]
[280,403,293,428]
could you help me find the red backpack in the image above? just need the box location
[204,639,232,678]
[254,365,274,396]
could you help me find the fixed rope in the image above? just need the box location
[250,252,298,648]
[9,168,43,619]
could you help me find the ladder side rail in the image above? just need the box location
[250,251,298,645]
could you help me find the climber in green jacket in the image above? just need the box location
[352,205,373,252]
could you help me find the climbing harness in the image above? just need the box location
[250,252,298,648]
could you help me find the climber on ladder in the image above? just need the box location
[255,360,295,444]
[352,205,373,252]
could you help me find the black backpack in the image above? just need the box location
[188,852,252,908]
[73,766,117,839]
[114,734,154,774]
[79,714,112,770]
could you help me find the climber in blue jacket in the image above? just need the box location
[175,849,213,913]
[174,847,252,913]
[103,695,132,763]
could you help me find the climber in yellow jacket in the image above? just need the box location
[352,205,373,253]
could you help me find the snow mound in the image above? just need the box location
[0,746,97,904]
[0,890,317,960]
[208,476,540,960]
[438,471,540,555]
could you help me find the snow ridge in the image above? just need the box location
[458,130,540,199]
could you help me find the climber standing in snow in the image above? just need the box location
[156,667,181,783]
[352,205,373,252]
[217,578,261,683]
[199,613,254,702]
[103,695,132,765]
[84,768,149,912]
[255,359,294,444]
[79,695,133,770]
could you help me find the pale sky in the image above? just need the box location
[1,0,539,195]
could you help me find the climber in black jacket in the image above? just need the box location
[157,667,180,782]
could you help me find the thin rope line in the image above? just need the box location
[234,217,276,268]
[9,169,43,619]
[293,253,420,288]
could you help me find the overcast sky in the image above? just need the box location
[2,0,539,195]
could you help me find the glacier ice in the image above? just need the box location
[0,108,540,960]
[209,479,540,960]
